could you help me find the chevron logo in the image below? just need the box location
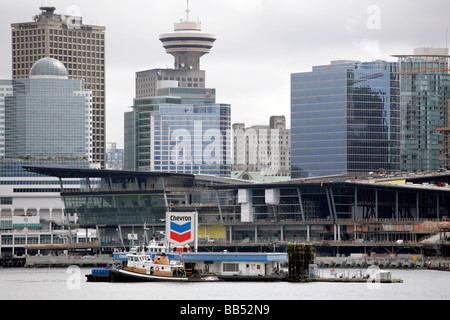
[167,212,196,245]
[170,231,192,243]
[170,221,191,234]
[170,222,192,243]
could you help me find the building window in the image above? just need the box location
[0,197,13,205]
[223,263,239,272]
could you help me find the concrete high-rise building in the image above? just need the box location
[393,48,450,173]
[135,4,215,99]
[291,60,400,178]
[232,116,291,177]
[11,6,106,167]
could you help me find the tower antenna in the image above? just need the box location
[446,28,448,49]
[186,0,190,21]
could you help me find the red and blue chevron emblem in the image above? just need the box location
[166,213,196,245]
[170,221,192,243]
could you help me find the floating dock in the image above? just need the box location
[86,269,111,282]
[86,244,403,283]
[0,257,26,268]
[312,278,402,283]
[86,270,403,283]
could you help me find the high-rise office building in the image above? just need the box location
[4,57,92,160]
[393,48,450,173]
[11,6,106,167]
[125,84,231,176]
[125,5,231,176]
[291,60,400,178]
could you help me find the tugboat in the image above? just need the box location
[109,241,219,282]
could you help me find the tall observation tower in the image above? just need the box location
[159,1,217,70]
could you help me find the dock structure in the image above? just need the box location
[287,244,315,281]
[0,257,25,268]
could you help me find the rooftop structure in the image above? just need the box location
[29,57,68,79]
[135,2,215,99]
[159,1,216,71]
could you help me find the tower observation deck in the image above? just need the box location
[159,1,216,70]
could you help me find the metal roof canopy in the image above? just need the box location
[22,165,195,179]
[210,178,450,194]
[22,165,450,194]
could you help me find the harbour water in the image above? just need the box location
[0,267,449,300]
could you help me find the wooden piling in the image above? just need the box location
[287,244,315,282]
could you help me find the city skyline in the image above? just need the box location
[0,0,449,148]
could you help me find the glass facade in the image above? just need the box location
[396,52,450,172]
[4,77,92,160]
[27,165,450,249]
[64,192,167,227]
[157,87,216,104]
[125,84,231,176]
[291,61,400,178]
[0,159,90,178]
[126,97,231,176]
[0,81,13,158]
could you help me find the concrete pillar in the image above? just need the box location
[437,194,440,220]
[375,189,378,220]
[416,192,420,220]
[395,190,399,220]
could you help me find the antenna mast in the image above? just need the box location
[186,0,190,21]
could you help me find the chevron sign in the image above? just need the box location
[166,212,196,245]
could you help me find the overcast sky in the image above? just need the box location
[1,0,449,148]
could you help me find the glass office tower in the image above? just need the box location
[125,89,231,176]
[394,48,450,173]
[291,60,400,178]
[4,58,92,160]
